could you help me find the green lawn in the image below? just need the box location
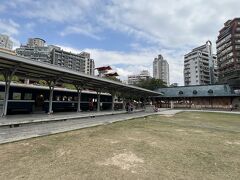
[0,112,240,180]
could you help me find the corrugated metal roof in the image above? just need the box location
[0,51,162,97]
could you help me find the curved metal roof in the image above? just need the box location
[0,51,162,97]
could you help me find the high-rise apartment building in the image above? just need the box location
[153,54,169,86]
[216,18,240,85]
[80,52,95,76]
[27,38,46,47]
[17,40,57,64]
[0,34,13,50]
[16,38,95,75]
[128,70,151,85]
[184,41,218,86]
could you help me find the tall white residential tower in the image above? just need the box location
[184,41,218,86]
[153,54,170,86]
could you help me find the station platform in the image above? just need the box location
[0,110,144,127]
[0,109,179,144]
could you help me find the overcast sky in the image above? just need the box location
[0,0,239,85]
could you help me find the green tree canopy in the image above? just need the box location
[136,78,166,90]
[104,76,121,82]
[0,75,20,82]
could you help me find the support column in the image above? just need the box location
[111,92,116,111]
[122,97,126,111]
[48,84,54,115]
[46,76,62,115]
[138,98,141,109]
[143,97,147,108]
[97,91,101,112]
[77,88,82,112]
[74,83,85,113]
[2,68,17,117]
[2,75,11,117]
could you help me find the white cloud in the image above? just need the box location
[0,19,19,35]
[0,4,6,12]
[0,18,20,49]
[9,0,239,48]
[100,0,240,48]
[13,0,101,22]
[24,22,35,32]
[11,37,21,50]
[59,44,184,84]
[60,24,102,40]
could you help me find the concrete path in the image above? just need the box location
[0,110,144,127]
[183,109,240,115]
[0,111,159,144]
[156,109,183,115]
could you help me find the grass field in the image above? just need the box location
[0,112,240,180]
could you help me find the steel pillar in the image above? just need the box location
[46,76,62,114]
[2,77,11,117]
[143,97,147,108]
[97,91,101,112]
[122,97,126,111]
[111,92,116,111]
[48,85,54,114]
[77,88,82,112]
[1,66,18,117]
[74,83,85,113]
[138,98,141,109]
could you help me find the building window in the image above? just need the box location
[62,96,68,101]
[208,89,213,94]
[13,93,21,100]
[0,92,4,100]
[178,91,183,95]
[24,93,32,100]
[68,96,73,101]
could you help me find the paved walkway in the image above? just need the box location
[0,110,144,127]
[179,109,240,115]
[0,110,167,144]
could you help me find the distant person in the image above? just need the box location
[125,102,130,112]
[89,99,94,111]
[130,102,133,112]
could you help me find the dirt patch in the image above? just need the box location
[127,137,141,142]
[194,116,201,119]
[104,138,120,144]
[175,129,189,135]
[56,148,71,158]
[175,129,185,132]
[98,151,144,172]
[191,130,205,133]
[225,141,240,145]
[162,114,174,117]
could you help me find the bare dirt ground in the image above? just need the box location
[0,112,240,180]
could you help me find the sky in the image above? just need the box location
[0,0,239,85]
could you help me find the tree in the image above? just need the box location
[0,75,20,82]
[136,78,166,90]
[104,76,122,82]
[38,80,47,86]
[62,83,75,90]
